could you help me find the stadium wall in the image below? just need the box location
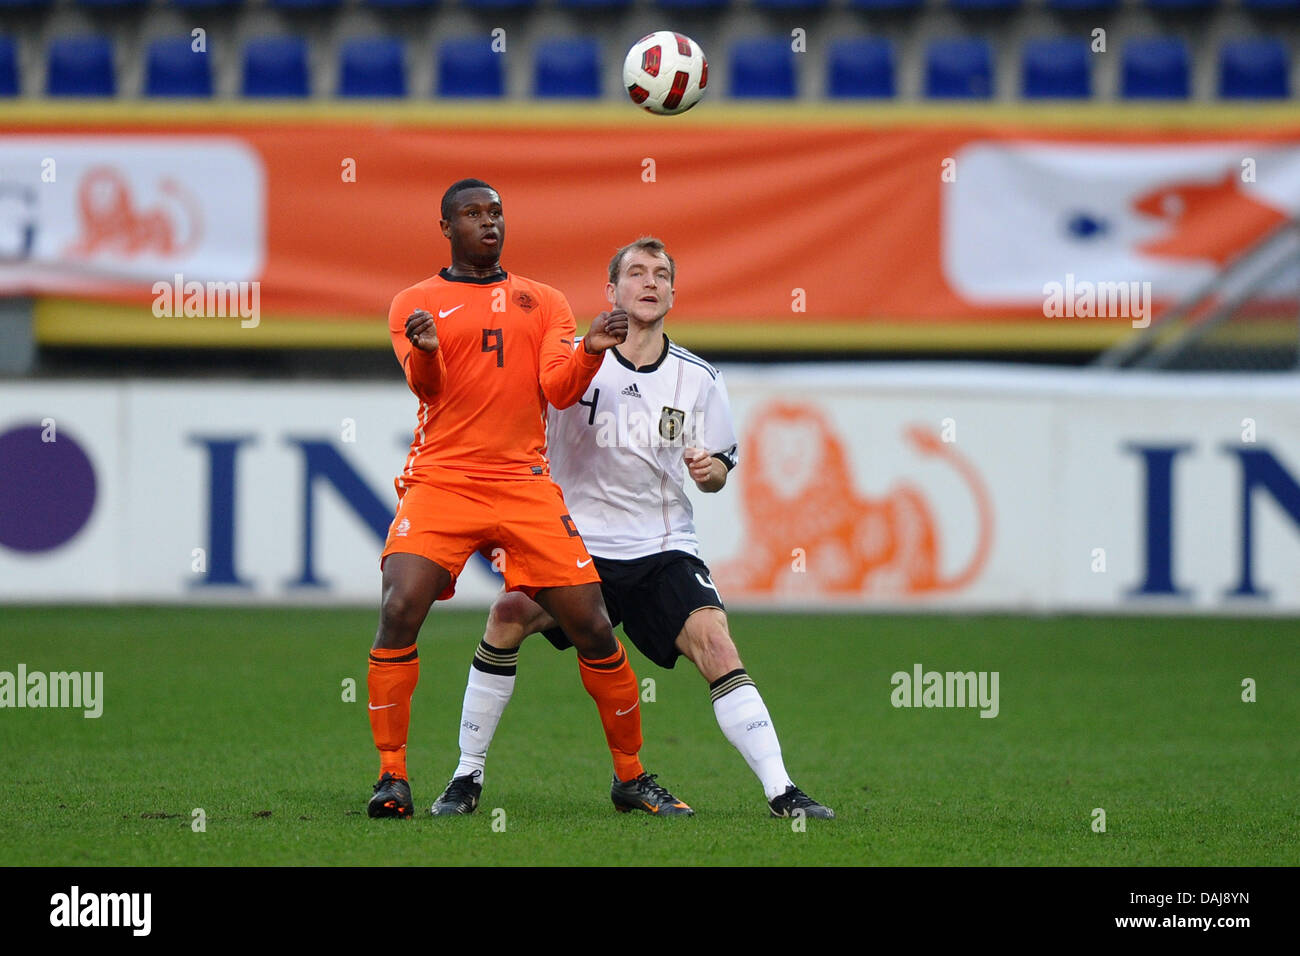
[3,364,1299,613]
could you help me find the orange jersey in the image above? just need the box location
[389,268,603,482]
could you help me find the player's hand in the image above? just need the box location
[405,310,439,353]
[583,309,629,354]
[684,447,714,484]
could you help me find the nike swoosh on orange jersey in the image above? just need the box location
[438,305,465,318]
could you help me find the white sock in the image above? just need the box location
[452,641,517,785]
[710,670,792,801]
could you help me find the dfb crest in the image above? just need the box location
[659,407,685,442]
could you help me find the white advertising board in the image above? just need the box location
[2,367,1299,613]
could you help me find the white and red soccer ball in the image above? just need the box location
[622,31,708,115]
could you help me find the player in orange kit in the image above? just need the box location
[366,179,691,818]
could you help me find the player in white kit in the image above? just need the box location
[429,238,834,820]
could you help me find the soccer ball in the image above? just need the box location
[622,32,708,115]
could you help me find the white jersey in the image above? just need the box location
[546,335,738,560]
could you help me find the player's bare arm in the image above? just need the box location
[583,308,630,353]
[685,446,728,493]
[537,305,624,410]
[405,310,440,352]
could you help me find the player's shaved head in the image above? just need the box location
[609,237,675,285]
[441,178,499,220]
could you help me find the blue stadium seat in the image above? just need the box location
[242,36,310,98]
[827,37,894,98]
[75,0,147,7]
[438,37,504,98]
[0,37,17,97]
[1240,0,1300,9]
[654,0,728,8]
[0,0,53,7]
[555,0,632,9]
[145,36,213,97]
[755,0,829,10]
[950,0,1020,10]
[339,37,406,97]
[1219,37,1289,99]
[924,38,993,99]
[171,0,244,7]
[534,37,601,98]
[1022,37,1091,99]
[47,36,116,97]
[848,0,923,9]
[1121,37,1189,99]
[729,37,797,99]
[363,0,439,7]
[1045,0,1118,10]
[1146,0,1218,8]
[459,0,534,8]
[268,0,342,8]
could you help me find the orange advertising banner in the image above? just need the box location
[4,106,1299,348]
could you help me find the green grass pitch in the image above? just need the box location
[0,607,1295,866]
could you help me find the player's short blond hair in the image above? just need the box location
[608,237,676,285]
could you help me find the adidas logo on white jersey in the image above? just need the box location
[621,383,642,398]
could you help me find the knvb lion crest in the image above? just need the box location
[512,290,536,312]
[659,407,685,441]
[715,402,994,598]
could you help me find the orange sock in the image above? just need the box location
[368,643,419,780]
[577,641,645,782]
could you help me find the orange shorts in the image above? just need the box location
[381,469,600,601]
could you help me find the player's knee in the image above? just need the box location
[487,591,542,647]
[568,614,617,658]
[490,590,539,629]
[684,613,741,671]
[702,626,741,670]
[379,589,426,642]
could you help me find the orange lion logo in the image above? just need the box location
[66,166,202,259]
[715,402,993,598]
